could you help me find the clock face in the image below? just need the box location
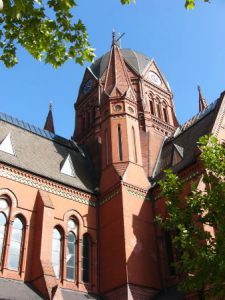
[83,79,94,94]
[148,71,161,86]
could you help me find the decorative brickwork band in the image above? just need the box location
[0,164,96,207]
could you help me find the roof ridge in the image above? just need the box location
[0,111,77,151]
[169,98,220,141]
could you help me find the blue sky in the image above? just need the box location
[1,0,225,138]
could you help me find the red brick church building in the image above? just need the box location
[0,35,224,300]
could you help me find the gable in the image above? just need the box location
[142,60,171,93]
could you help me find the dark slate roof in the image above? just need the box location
[0,112,98,193]
[61,289,103,300]
[152,98,221,179]
[0,278,43,300]
[90,48,151,78]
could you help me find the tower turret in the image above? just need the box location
[44,102,55,134]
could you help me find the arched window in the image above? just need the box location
[52,228,62,278]
[8,217,24,271]
[117,125,123,161]
[66,232,76,280]
[0,213,7,264]
[157,103,161,119]
[163,107,168,123]
[82,234,91,283]
[150,100,155,115]
[131,127,137,163]
[66,219,77,281]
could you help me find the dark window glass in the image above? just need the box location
[0,213,6,263]
[52,228,61,278]
[157,104,161,119]
[163,107,168,122]
[66,232,76,280]
[8,218,24,270]
[118,125,123,161]
[82,234,90,283]
[150,101,154,115]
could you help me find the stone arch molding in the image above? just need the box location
[63,209,86,228]
[11,212,29,226]
[0,188,18,208]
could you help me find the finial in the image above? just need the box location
[49,100,53,111]
[112,30,116,46]
[197,84,207,112]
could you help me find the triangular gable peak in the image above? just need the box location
[125,86,137,103]
[104,34,134,97]
[60,154,76,177]
[76,68,98,107]
[0,133,15,156]
[142,60,171,93]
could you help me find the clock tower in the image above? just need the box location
[73,35,178,300]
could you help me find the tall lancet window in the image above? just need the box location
[105,129,109,165]
[52,228,62,278]
[163,107,168,123]
[117,125,123,161]
[0,198,9,266]
[150,100,155,115]
[157,103,161,119]
[8,217,24,271]
[0,212,6,264]
[66,219,77,281]
[82,234,91,283]
[131,127,137,163]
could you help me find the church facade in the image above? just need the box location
[0,35,225,300]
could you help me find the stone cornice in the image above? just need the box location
[0,163,97,207]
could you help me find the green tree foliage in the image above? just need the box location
[158,135,225,298]
[185,0,209,9]
[0,0,209,68]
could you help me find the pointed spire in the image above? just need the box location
[104,32,132,97]
[198,85,207,112]
[44,101,55,134]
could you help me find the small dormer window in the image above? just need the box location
[0,133,15,156]
[60,155,76,177]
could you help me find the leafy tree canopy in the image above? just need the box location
[0,0,209,68]
[158,135,225,298]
